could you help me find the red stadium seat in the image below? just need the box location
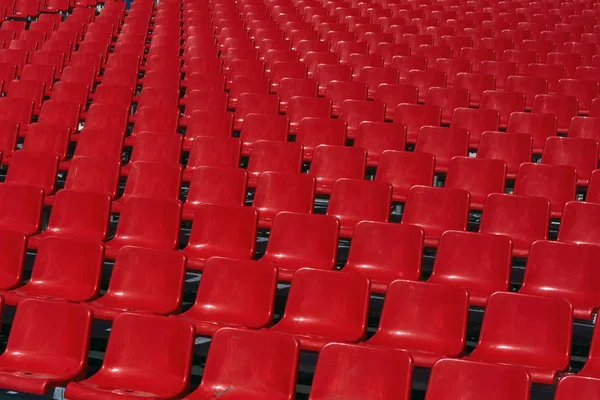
[3,237,103,305]
[424,87,470,125]
[450,108,500,149]
[502,49,538,75]
[430,231,512,306]
[309,344,412,400]
[0,97,32,132]
[557,79,599,115]
[269,268,370,351]
[234,93,280,131]
[374,84,418,120]
[314,63,352,96]
[542,137,598,186]
[558,201,600,247]
[343,222,423,293]
[414,126,469,173]
[459,47,495,73]
[454,72,496,108]
[287,96,332,133]
[467,292,572,384]
[61,156,120,201]
[296,118,346,161]
[357,66,399,99]
[480,90,526,129]
[393,104,441,143]
[514,163,577,219]
[65,313,194,399]
[186,328,298,399]
[121,132,182,176]
[547,52,583,78]
[327,179,391,238]
[0,299,91,395]
[261,212,338,281]
[505,75,548,111]
[239,114,289,156]
[5,150,58,196]
[477,131,533,180]
[278,77,318,112]
[445,157,506,211]
[480,194,550,258]
[324,81,367,117]
[339,99,385,139]
[555,376,600,400]
[507,112,558,154]
[354,122,406,166]
[425,359,531,400]
[389,55,427,82]
[183,110,233,150]
[309,145,366,195]
[520,240,600,320]
[480,61,517,90]
[406,69,447,103]
[526,63,566,93]
[104,197,181,259]
[367,280,468,367]
[531,94,578,133]
[433,58,472,86]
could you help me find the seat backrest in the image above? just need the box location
[5,299,91,376]
[555,376,600,400]
[132,106,179,137]
[100,313,194,393]
[246,140,302,185]
[506,111,557,153]
[64,156,120,199]
[424,87,470,124]
[393,103,441,143]
[22,122,69,160]
[309,344,412,400]
[192,328,298,400]
[129,132,182,164]
[477,131,533,178]
[85,103,129,134]
[445,156,506,210]
[450,107,500,148]
[414,126,469,172]
[121,161,182,202]
[5,150,59,194]
[425,359,531,400]
[558,201,600,246]
[375,150,435,202]
[296,117,346,160]
[338,99,386,137]
[309,144,366,193]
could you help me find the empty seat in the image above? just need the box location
[480,90,526,129]
[424,87,470,125]
[185,328,298,399]
[357,66,399,99]
[314,64,352,96]
[426,217,504,301]
[309,145,366,195]
[278,77,318,112]
[367,280,469,367]
[394,104,441,143]
[21,123,69,162]
[287,96,331,134]
[414,126,469,173]
[480,61,517,90]
[374,84,418,120]
[309,344,412,400]
[296,118,346,161]
[239,114,289,156]
[425,359,531,400]
[514,163,577,218]
[338,99,385,139]
[434,58,472,87]
[0,299,91,395]
[557,78,599,115]
[343,222,423,293]
[261,212,338,281]
[527,63,566,93]
[506,112,558,154]
[390,55,427,83]
[454,72,495,108]
[121,132,182,176]
[354,122,406,166]
[0,97,33,132]
[467,292,572,384]
[445,157,506,211]
[406,70,447,103]
[7,79,44,110]
[183,111,233,151]
[180,258,277,336]
[3,237,103,305]
[542,137,598,186]
[558,201,600,247]
[401,186,470,248]
[505,76,548,111]
[327,179,391,238]
[269,268,370,351]
[234,93,280,131]
[569,116,600,142]
[64,313,194,399]
[555,376,600,400]
[480,194,550,258]
[375,150,435,202]
[28,190,110,250]
[104,197,181,259]
[532,94,579,133]
[324,80,367,117]
[86,247,185,320]
[450,108,500,149]
[5,151,59,195]
[459,47,495,73]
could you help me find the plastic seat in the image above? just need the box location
[555,376,600,400]
[568,116,600,142]
[414,126,469,173]
[467,292,572,384]
[28,189,110,250]
[112,162,182,212]
[327,179,391,238]
[519,240,600,320]
[445,157,506,210]
[505,76,548,111]
[5,151,58,196]
[287,96,331,133]
[185,328,298,400]
[547,52,583,79]
[459,47,495,73]
[269,61,307,92]
[424,87,470,125]
[558,201,600,247]
[296,118,346,161]
[0,97,32,132]
[0,299,91,395]
[356,66,399,100]
[21,123,69,162]
[0,49,28,76]
[104,197,181,259]
[557,79,599,115]
[401,185,470,247]
[314,64,352,96]
[121,132,181,176]
[64,313,194,400]
[393,104,441,144]
[480,194,550,258]
[531,94,578,133]
[479,61,517,90]
[309,145,366,195]
[83,104,129,136]
[3,237,103,305]
[37,100,81,135]
[406,69,447,103]
[506,112,558,154]
[374,84,418,121]
[269,268,369,351]
[367,280,468,367]
[502,50,538,75]
[425,359,531,400]
[343,222,423,293]
[542,137,598,187]
[309,344,412,400]
[180,258,277,336]
[50,82,90,110]
[354,122,406,166]
[375,150,435,202]
[338,99,385,139]
[453,72,495,108]
[324,81,367,117]
[60,156,120,201]
[450,108,500,149]
[253,172,314,228]
[526,63,566,93]
[480,90,526,129]
[278,77,318,112]
[129,106,179,146]
[389,55,427,83]
[234,93,280,131]
[514,163,576,219]
[261,212,338,281]
[86,247,185,320]
[433,58,472,87]
[239,114,289,156]
[6,79,44,112]
[430,231,512,306]
[477,131,533,180]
